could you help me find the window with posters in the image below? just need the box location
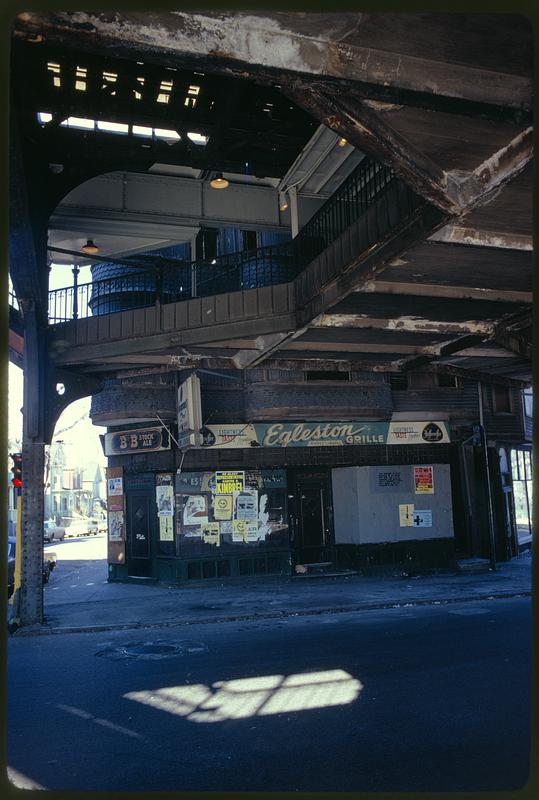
[175,469,288,555]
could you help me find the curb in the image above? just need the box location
[11,590,531,637]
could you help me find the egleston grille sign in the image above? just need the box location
[200,421,450,448]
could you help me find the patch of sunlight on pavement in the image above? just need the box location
[125,668,362,723]
[8,766,47,790]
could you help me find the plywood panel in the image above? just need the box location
[132,308,147,336]
[215,293,230,323]
[162,304,176,331]
[188,298,202,328]
[85,317,99,344]
[109,313,123,340]
[120,311,133,339]
[243,288,259,317]
[201,296,216,326]
[229,292,244,320]
[175,299,188,329]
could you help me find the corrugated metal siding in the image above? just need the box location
[482,384,526,441]
[391,380,479,421]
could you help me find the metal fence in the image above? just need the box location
[45,157,419,325]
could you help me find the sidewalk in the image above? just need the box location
[16,551,533,636]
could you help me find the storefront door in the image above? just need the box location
[125,476,156,577]
[290,471,334,565]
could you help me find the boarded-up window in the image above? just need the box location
[493,384,512,413]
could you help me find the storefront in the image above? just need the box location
[104,416,460,584]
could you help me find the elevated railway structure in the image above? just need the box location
[9,12,532,624]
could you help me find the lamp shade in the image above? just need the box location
[81,238,99,254]
[209,173,229,189]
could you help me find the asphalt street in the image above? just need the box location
[7,595,531,793]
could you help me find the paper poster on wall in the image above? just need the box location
[159,516,174,541]
[107,477,123,496]
[202,522,220,546]
[232,519,247,541]
[183,495,209,525]
[245,523,259,542]
[219,521,233,536]
[184,525,203,538]
[399,504,414,527]
[412,510,433,527]
[156,484,174,517]
[213,495,233,520]
[414,466,434,494]
[234,490,258,521]
[108,496,124,512]
[216,471,245,494]
[108,510,125,541]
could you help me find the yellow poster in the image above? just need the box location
[202,522,220,546]
[232,519,247,541]
[159,516,174,541]
[399,504,414,527]
[216,471,245,495]
[213,495,233,520]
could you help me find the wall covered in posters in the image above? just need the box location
[105,466,126,564]
[175,469,288,554]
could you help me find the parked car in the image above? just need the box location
[63,517,98,537]
[8,536,57,598]
[44,519,65,543]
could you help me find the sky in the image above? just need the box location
[8,361,107,468]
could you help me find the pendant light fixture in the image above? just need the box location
[81,238,100,254]
[209,172,229,189]
[279,191,289,212]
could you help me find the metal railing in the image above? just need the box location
[46,157,420,325]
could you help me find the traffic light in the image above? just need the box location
[10,453,22,488]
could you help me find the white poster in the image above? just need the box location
[107,477,123,496]
[387,421,450,445]
[177,374,203,449]
[108,510,124,541]
[234,490,258,521]
[183,495,209,525]
[156,484,174,517]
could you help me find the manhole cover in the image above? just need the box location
[96,639,208,660]
[125,643,179,656]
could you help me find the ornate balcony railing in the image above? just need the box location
[46,157,421,325]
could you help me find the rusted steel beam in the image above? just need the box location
[311,314,496,337]
[12,12,532,112]
[446,126,533,211]
[397,333,487,371]
[361,280,533,305]
[283,84,455,214]
[264,356,397,372]
[428,224,533,251]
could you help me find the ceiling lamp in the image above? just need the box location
[81,238,99,255]
[279,192,289,212]
[338,137,348,147]
[209,173,229,189]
